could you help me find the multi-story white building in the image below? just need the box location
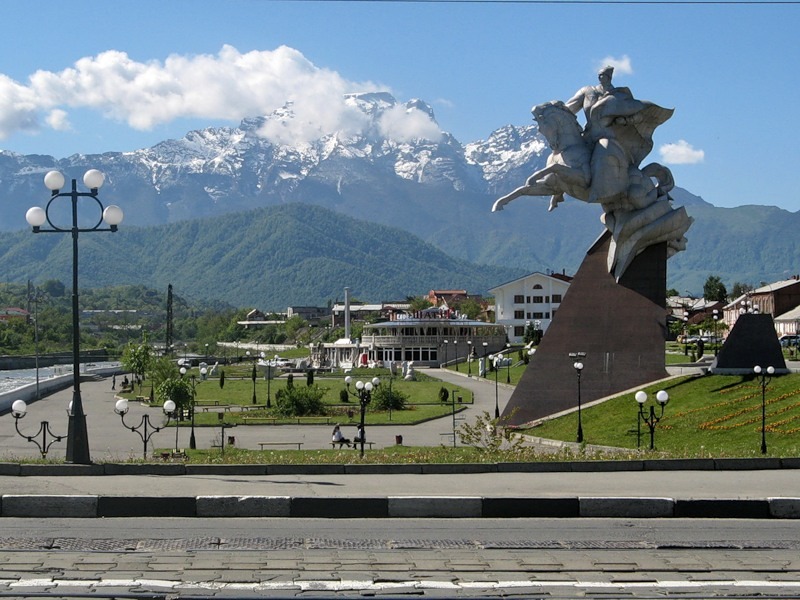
[490,271,572,343]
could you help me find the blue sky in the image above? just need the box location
[1,0,798,212]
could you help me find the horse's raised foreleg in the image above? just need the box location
[492,179,560,212]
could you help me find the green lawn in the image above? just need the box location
[123,369,470,426]
[524,372,800,457]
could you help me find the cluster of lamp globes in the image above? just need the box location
[24,169,124,230]
[11,398,76,419]
[344,376,381,395]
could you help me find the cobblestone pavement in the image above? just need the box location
[1,537,800,598]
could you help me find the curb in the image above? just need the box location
[2,495,799,519]
[2,457,799,477]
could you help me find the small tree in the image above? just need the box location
[219,369,225,390]
[458,410,524,452]
[156,378,193,413]
[274,385,326,416]
[339,388,349,403]
[438,386,450,404]
[373,385,408,411]
[307,369,315,386]
[286,373,294,389]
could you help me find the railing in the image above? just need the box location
[361,335,507,346]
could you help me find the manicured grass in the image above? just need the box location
[524,373,800,457]
[124,371,470,426]
[160,444,538,465]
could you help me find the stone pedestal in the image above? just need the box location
[502,231,669,427]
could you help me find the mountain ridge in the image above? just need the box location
[1,91,797,299]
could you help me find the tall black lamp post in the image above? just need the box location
[505,342,512,384]
[453,340,459,372]
[344,375,380,457]
[26,169,123,464]
[712,309,720,356]
[489,354,500,418]
[114,398,175,459]
[481,341,489,377]
[181,366,205,450]
[634,390,669,450]
[754,365,774,455]
[246,350,257,404]
[466,341,473,376]
[10,399,66,458]
[569,352,586,443]
[442,339,449,368]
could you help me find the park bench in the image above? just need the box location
[242,416,278,424]
[258,441,304,450]
[330,441,375,450]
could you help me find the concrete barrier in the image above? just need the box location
[197,495,291,517]
[2,494,97,518]
[388,496,482,518]
[580,497,674,518]
[769,497,800,519]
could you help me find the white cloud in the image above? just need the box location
[45,109,71,131]
[596,55,634,76]
[0,45,421,146]
[378,105,442,143]
[659,140,705,164]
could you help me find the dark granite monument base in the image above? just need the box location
[709,313,788,375]
[502,231,669,427]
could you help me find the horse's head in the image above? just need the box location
[531,101,583,150]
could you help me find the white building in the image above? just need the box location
[490,271,572,343]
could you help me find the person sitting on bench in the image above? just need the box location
[353,424,365,448]
[331,424,350,448]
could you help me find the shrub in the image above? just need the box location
[438,386,450,403]
[339,388,350,403]
[307,369,314,386]
[372,385,408,411]
[274,384,326,416]
[156,378,193,412]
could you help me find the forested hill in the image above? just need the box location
[0,203,524,309]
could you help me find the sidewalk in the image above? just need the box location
[2,370,799,520]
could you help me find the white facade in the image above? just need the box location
[490,272,571,343]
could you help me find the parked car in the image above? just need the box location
[779,335,799,347]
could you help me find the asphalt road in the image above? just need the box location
[1,517,799,598]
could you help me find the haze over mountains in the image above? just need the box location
[1,92,797,307]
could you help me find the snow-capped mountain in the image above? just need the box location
[0,92,549,231]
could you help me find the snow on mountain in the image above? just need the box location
[0,91,549,230]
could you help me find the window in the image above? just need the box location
[532,296,544,303]
[514,295,525,303]
[552,294,562,303]
[514,326,525,337]
[514,310,525,319]
[526,296,531,303]
[532,284,543,289]
[533,312,544,319]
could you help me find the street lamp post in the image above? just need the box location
[443,340,449,369]
[467,341,473,376]
[246,351,257,404]
[114,398,175,459]
[569,352,586,443]
[344,376,380,457]
[754,365,775,454]
[482,341,489,377]
[10,400,66,458]
[712,309,720,356]
[683,312,689,356]
[506,342,512,384]
[181,366,205,450]
[634,390,669,450]
[490,354,500,418]
[25,169,123,464]
[453,340,459,372]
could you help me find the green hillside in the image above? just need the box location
[0,203,523,309]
